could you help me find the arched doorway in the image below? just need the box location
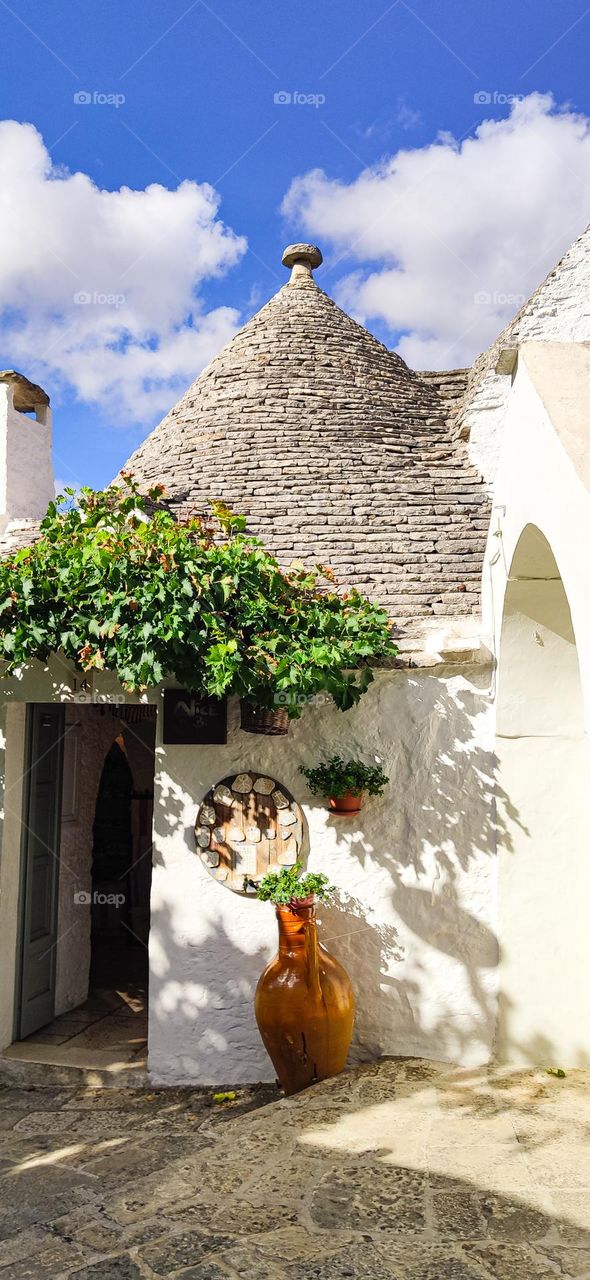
[496,524,590,1065]
[91,735,135,987]
[90,730,153,996]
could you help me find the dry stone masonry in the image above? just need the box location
[124,246,489,625]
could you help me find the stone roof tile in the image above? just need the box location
[0,519,42,556]
[122,255,488,624]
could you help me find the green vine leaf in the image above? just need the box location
[0,480,398,707]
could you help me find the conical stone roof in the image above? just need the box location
[122,247,488,624]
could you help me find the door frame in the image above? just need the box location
[14,703,65,1040]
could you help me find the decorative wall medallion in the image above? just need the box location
[195,773,304,895]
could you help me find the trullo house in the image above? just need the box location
[0,230,589,1086]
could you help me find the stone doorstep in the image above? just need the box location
[0,1051,148,1090]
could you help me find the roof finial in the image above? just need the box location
[282,243,323,281]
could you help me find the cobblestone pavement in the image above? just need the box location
[0,1059,589,1279]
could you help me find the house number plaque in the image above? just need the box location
[194,773,304,895]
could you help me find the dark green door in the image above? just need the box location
[16,704,65,1039]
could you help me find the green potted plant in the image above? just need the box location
[254,864,355,1096]
[300,755,389,815]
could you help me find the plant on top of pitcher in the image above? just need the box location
[255,863,335,906]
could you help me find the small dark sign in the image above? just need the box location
[163,690,227,745]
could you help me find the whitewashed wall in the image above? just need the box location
[482,343,590,1068]
[0,384,53,530]
[149,668,496,1085]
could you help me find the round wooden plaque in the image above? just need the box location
[194,773,304,895]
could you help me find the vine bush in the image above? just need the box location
[0,477,398,715]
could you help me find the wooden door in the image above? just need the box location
[16,704,65,1039]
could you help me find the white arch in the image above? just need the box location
[495,522,590,1065]
[481,344,590,737]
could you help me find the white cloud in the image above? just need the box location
[282,94,590,369]
[0,121,247,420]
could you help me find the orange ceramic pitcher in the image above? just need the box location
[255,896,355,1095]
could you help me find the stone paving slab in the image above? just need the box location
[0,1060,589,1278]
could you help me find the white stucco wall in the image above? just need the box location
[482,345,590,721]
[148,669,496,1085]
[482,343,590,1067]
[0,384,54,529]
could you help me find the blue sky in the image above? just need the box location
[0,0,589,490]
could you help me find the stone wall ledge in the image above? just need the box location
[370,615,494,671]
[370,644,493,671]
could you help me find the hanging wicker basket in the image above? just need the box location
[240,700,290,736]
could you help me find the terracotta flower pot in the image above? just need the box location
[255,897,355,1096]
[328,791,364,815]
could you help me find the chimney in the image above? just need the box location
[282,242,323,283]
[0,371,53,534]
